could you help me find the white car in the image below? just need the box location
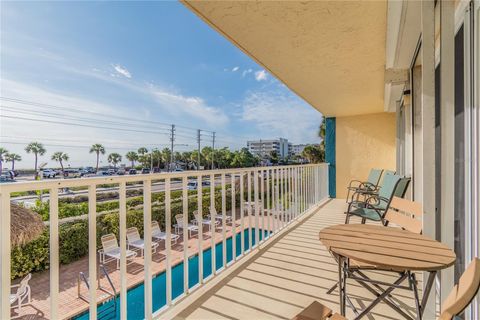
[42,169,57,178]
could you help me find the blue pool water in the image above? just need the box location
[74,229,269,320]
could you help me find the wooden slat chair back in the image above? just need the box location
[439,258,480,320]
[126,227,141,243]
[384,197,423,234]
[101,234,119,252]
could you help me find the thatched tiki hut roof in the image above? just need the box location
[11,203,45,247]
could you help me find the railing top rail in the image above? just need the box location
[0,163,328,193]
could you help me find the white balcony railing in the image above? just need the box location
[0,163,329,320]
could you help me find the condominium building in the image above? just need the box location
[247,138,290,159]
[291,144,309,156]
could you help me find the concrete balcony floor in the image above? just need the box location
[171,199,422,320]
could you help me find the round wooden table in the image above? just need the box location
[319,224,456,320]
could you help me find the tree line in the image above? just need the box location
[0,118,326,176]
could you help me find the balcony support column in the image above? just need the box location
[421,0,437,317]
[440,0,456,302]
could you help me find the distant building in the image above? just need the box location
[247,138,290,159]
[291,144,308,156]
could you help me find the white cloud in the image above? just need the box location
[112,64,132,78]
[254,69,268,81]
[240,89,322,143]
[232,66,239,72]
[147,84,229,127]
[242,68,253,77]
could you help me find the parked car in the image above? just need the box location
[97,170,110,176]
[187,180,210,190]
[42,169,57,178]
[117,168,126,175]
[128,169,137,175]
[107,168,116,175]
[78,169,90,176]
[64,169,81,178]
[85,167,96,174]
[141,168,150,174]
[152,167,161,173]
[0,172,15,183]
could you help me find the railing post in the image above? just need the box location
[210,174,216,274]
[247,171,252,251]
[182,177,189,294]
[221,173,227,267]
[87,185,97,320]
[0,190,10,320]
[240,173,245,255]
[165,178,172,305]
[119,181,127,320]
[231,173,236,261]
[266,169,271,236]
[143,179,152,319]
[254,170,259,247]
[260,168,264,242]
[197,175,203,284]
[50,187,59,320]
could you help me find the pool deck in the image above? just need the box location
[11,208,288,320]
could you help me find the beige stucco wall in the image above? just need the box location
[336,112,396,198]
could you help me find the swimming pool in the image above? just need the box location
[74,228,269,320]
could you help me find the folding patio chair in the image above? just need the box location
[193,210,220,231]
[10,273,31,319]
[151,221,180,244]
[345,174,411,225]
[294,258,480,320]
[126,227,159,257]
[207,207,232,225]
[345,168,383,203]
[98,233,137,269]
[174,214,199,237]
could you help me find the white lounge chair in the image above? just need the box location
[99,234,137,269]
[10,273,31,319]
[126,227,159,257]
[207,207,232,225]
[151,221,180,244]
[174,214,199,237]
[193,210,220,231]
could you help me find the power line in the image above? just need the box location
[0,96,209,133]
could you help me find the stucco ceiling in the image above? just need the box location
[182,1,387,117]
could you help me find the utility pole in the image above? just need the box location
[197,129,201,170]
[212,131,216,170]
[170,124,175,171]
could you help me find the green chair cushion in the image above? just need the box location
[349,207,383,221]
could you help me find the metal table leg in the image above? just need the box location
[420,271,437,316]
[338,255,345,316]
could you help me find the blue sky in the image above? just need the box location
[0,1,322,168]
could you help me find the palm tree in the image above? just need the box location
[125,151,138,168]
[0,148,9,174]
[137,147,149,167]
[51,152,69,176]
[89,144,105,173]
[5,153,22,171]
[25,142,46,178]
[107,153,122,168]
[318,117,326,151]
[0,148,8,174]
